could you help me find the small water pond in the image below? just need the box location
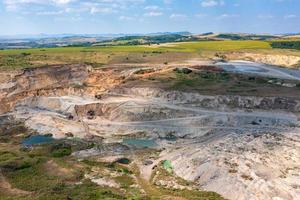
[22,135,54,146]
[115,158,131,165]
[122,139,158,148]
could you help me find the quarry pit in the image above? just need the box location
[1,60,300,200]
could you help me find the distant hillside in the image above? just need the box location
[93,34,200,46]
[193,33,280,41]
[0,36,110,49]
[215,33,279,40]
[0,32,192,49]
[1,32,300,49]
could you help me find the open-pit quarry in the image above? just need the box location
[1,60,300,200]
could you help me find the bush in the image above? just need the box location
[174,68,193,74]
[21,52,31,56]
[51,148,72,158]
[50,143,72,158]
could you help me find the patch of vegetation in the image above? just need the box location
[114,175,135,189]
[174,67,193,74]
[130,69,300,98]
[51,148,72,158]
[271,41,300,50]
[0,150,39,171]
[50,143,72,158]
[0,119,30,143]
[0,120,124,199]
[172,71,231,90]
[0,54,33,70]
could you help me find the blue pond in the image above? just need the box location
[122,139,158,148]
[22,135,54,146]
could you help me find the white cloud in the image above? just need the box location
[195,13,207,18]
[52,0,74,5]
[216,13,239,19]
[3,0,145,14]
[37,10,64,15]
[201,0,224,7]
[144,5,160,10]
[90,7,114,14]
[170,13,187,20]
[144,11,163,17]
[119,15,134,21]
[284,14,296,19]
[258,14,274,19]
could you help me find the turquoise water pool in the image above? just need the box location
[122,139,158,148]
[22,135,54,146]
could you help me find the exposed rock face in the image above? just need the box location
[247,54,300,68]
[0,64,126,114]
[167,131,300,200]
[11,87,300,140]
[0,65,89,114]
[113,87,300,112]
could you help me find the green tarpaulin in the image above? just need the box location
[162,160,173,174]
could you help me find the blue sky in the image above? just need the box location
[0,0,299,35]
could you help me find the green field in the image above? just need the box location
[0,40,298,71]
[0,40,271,55]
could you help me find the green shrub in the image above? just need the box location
[50,143,72,158]
[51,148,72,158]
[174,68,193,74]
